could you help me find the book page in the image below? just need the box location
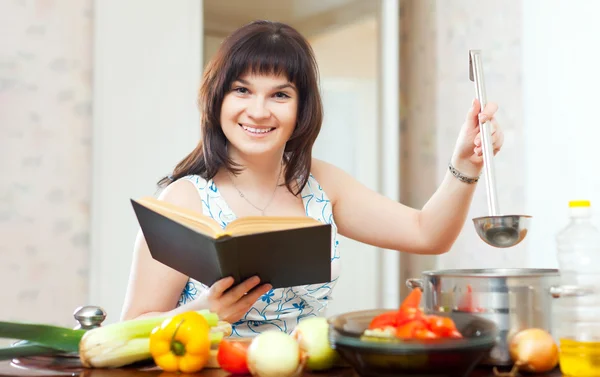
[225,216,322,236]
[135,197,224,238]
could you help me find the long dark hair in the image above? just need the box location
[158,20,323,196]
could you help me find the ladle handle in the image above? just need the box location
[469,50,500,216]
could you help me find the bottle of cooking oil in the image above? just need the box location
[555,200,600,377]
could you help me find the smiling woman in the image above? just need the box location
[162,20,323,197]
[222,74,298,159]
[120,19,507,339]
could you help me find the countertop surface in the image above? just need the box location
[0,358,563,377]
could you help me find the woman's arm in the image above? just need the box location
[120,179,271,322]
[120,179,209,320]
[313,99,502,255]
[313,158,478,255]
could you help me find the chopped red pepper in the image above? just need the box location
[367,287,463,341]
[368,311,397,330]
[414,327,439,340]
[397,307,424,326]
[399,287,422,311]
[396,319,428,339]
[426,316,458,337]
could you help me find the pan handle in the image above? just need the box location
[406,278,424,291]
[549,285,595,298]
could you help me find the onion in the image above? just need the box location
[494,328,559,376]
[291,317,339,371]
[246,331,306,377]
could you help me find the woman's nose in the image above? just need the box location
[246,97,271,120]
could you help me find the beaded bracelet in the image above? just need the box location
[448,162,480,184]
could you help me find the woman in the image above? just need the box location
[120,20,504,337]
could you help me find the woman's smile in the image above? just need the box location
[239,123,276,137]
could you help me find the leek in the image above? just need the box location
[0,310,223,369]
[79,310,221,368]
[0,321,85,353]
[0,343,62,361]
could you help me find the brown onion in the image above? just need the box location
[494,328,559,376]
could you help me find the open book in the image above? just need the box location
[131,197,332,289]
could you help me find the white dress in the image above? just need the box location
[176,174,341,337]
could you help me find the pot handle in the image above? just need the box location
[406,278,424,291]
[549,285,595,298]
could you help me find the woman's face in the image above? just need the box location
[220,73,298,159]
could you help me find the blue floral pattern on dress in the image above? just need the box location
[176,174,341,337]
[178,281,198,305]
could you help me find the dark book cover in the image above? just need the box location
[131,199,332,289]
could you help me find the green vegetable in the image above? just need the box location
[0,310,221,369]
[79,310,219,368]
[0,321,86,353]
[0,343,62,361]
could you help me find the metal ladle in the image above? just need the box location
[469,50,531,248]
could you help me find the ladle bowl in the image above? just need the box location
[473,215,532,248]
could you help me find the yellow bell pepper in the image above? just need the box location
[149,311,211,373]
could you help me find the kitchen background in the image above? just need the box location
[1,0,598,337]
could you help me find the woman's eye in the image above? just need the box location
[234,87,249,94]
[274,92,290,99]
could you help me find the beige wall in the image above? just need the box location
[308,17,378,79]
[0,0,92,332]
[205,16,378,80]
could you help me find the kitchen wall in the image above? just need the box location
[399,0,527,289]
[0,0,92,328]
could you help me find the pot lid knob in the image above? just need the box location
[73,305,107,330]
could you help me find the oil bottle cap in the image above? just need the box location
[569,200,591,208]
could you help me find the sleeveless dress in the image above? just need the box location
[175,174,341,337]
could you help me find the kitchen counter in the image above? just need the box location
[0,359,563,377]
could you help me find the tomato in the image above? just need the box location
[367,288,463,341]
[368,311,398,329]
[426,316,459,337]
[395,320,428,339]
[448,329,463,338]
[397,307,424,326]
[370,289,425,331]
[217,339,250,375]
[414,328,439,340]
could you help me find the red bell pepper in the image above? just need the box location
[425,316,462,338]
[400,287,422,312]
[395,319,427,338]
[368,311,398,330]
[368,287,463,340]
[396,307,424,326]
[369,288,423,330]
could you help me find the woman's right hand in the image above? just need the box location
[199,276,272,324]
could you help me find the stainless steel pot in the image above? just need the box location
[406,268,560,366]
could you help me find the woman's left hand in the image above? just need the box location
[451,98,504,177]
